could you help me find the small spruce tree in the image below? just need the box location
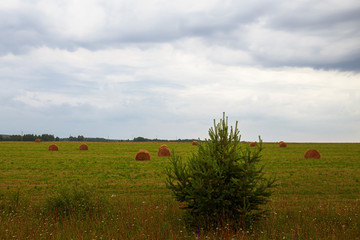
[165,113,276,230]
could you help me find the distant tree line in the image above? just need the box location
[64,135,85,141]
[0,134,55,141]
[0,134,201,142]
[133,136,199,142]
[60,136,119,142]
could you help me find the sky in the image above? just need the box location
[0,0,359,142]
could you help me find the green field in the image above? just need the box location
[0,141,359,239]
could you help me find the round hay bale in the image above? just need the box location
[304,149,321,159]
[192,141,198,145]
[279,141,287,147]
[158,145,171,157]
[35,139,41,143]
[48,144,59,151]
[79,144,88,150]
[135,150,151,161]
[249,142,257,147]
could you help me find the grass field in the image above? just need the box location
[0,141,359,239]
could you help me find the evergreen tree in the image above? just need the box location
[9,135,22,141]
[165,113,276,230]
[41,134,55,141]
[23,134,36,141]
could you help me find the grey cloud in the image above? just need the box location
[250,2,360,71]
[1,1,359,72]
[266,3,360,32]
[0,9,47,55]
[88,2,269,48]
[323,56,360,72]
[0,1,270,51]
[252,53,360,72]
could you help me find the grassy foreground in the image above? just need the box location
[0,141,359,239]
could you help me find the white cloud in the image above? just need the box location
[0,0,359,141]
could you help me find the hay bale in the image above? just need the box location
[192,141,198,145]
[35,139,41,143]
[279,141,287,147]
[135,150,151,161]
[304,149,321,159]
[158,145,171,157]
[249,142,257,147]
[79,144,88,150]
[48,144,59,151]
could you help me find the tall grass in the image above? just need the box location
[1,187,359,239]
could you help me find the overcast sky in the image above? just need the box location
[1,0,359,142]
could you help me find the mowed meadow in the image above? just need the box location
[0,141,359,239]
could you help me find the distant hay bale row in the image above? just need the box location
[247,140,321,159]
[276,141,320,159]
[48,144,89,151]
[250,141,287,147]
[276,141,321,159]
[47,142,321,160]
[247,141,287,147]
[35,139,41,143]
[135,144,172,161]
[249,142,285,147]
